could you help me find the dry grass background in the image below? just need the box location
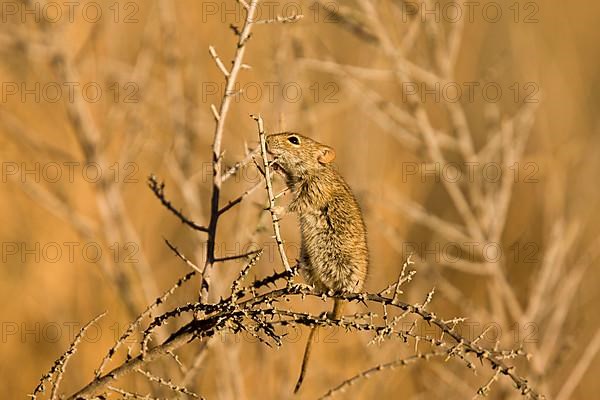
[1,0,599,398]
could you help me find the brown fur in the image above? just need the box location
[265,132,368,392]
[266,132,368,294]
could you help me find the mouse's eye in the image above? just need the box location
[287,135,300,145]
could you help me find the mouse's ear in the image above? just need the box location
[317,146,336,164]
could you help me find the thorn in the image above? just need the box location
[230,24,242,36]
[211,104,220,121]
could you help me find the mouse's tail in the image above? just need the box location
[331,298,344,320]
[294,324,318,393]
[294,299,344,394]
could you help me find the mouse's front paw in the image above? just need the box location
[271,205,287,220]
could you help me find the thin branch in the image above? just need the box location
[163,239,203,274]
[208,45,230,77]
[252,114,293,272]
[214,249,262,263]
[221,147,260,182]
[135,368,198,397]
[556,328,600,400]
[95,254,197,378]
[202,0,260,302]
[255,14,303,24]
[31,312,106,399]
[218,181,262,215]
[314,0,379,43]
[148,175,209,232]
[319,351,447,400]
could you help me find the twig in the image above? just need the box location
[221,147,260,182]
[135,368,198,397]
[107,385,160,399]
[148,175,209,232]
[556,329,600,400]
[251,114,293,272]
[208,46,230,77]
[318,351,447,400]
[255,14,304,24]
[218,181,262,215]
[202,0,260,302]
[163,239,203,274]
[95,255,197,378]
[31,312,106,399]
[214,249,262,263]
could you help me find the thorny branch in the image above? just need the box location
[42,253,542,399]
[201,0,261,303]
[252,114,294,272]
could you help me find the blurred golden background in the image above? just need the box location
[1,0,599,398]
